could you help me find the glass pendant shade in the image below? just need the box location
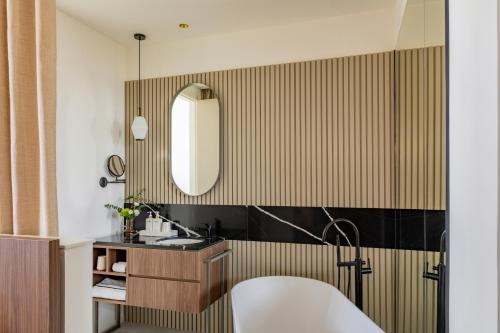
[131,116,148,140]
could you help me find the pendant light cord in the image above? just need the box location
[138,38,142,116]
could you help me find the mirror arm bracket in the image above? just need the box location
[99,177,126,188]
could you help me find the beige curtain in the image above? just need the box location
[0,0,57,236]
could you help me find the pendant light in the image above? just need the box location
[131,33,148,140]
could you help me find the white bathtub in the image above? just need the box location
[231,276,384,333]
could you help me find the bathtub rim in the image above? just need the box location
[230,275,383,333]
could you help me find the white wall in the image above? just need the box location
[449,0,499,332]
[125,6,405,80]
[56,10,127,332]
[57,10,126,240]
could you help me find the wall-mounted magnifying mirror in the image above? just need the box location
[170,83,220,196]
[99,155,126,187]
[108,155,126,178]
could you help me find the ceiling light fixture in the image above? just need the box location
[178,23,189,29]
[131,33,148,141]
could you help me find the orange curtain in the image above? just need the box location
[0,0,57,236]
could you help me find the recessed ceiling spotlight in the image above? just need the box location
[178,23,189,29]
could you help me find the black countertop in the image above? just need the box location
[94,234,225,251]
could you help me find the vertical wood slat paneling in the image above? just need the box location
[125,241,440,333]
[125,47,445,209]
[395,249,440,333]
[396,46,446,210]
[125,52,397,208]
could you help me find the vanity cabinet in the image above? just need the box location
[92,240,228,314]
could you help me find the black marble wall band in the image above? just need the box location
[132,204,445,252]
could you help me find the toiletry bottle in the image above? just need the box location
[162,220,172,234]
[153,211,162,233]
[145,212,153,233]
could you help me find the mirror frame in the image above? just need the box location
[168,83,223,196]
[107,154,125,178]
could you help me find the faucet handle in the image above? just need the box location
[362,258,373,275]
[423,262,439,281]
[196,223,212,239]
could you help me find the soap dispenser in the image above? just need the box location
[153,211,162,233]
[145,212,154,233]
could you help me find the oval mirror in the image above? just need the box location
[171,83,220,196]
[107,155,125,178]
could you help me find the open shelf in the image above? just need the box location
[93,297,126,305]
[92,246,127,274]
[93,270,127,277]
[93,273,126,286]
[92,247,107,272]
[106,248,127,273]
[92,245,128,304]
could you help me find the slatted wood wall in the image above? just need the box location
[125,47,445,209]
[396,248,439,333]
[396,46,446,210]
[125,51,397,208]
[124,241,440,333]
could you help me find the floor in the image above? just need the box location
[113,323,191,333]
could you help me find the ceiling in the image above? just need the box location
[56,0,397,47]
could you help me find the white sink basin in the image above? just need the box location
[156,238,204,246]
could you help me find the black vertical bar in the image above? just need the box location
[355,258,363,311]
[220,259,225,333]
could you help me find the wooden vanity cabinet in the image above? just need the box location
[126,241,228,313]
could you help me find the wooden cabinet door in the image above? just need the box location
[127,276,202,313]
[129,248,201,280]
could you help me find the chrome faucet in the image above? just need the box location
[322,218,372,311]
